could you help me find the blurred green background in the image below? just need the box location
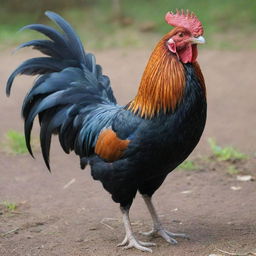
[0,0,255,50]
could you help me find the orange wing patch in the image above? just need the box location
[95,129,130,162]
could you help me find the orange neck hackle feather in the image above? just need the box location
[128,32,186,119]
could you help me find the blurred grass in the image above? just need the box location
[208,138,248,161]
[2,130,28,155]
[178,160,198,171]
[1,130,39,155]
[0,0,255,50]
[1,200,17,211]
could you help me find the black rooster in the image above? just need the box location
[6,10,206,252]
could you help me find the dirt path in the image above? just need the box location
[0,48,256,256]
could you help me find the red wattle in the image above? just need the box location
[178,44,198,63]
[191,45,198,62]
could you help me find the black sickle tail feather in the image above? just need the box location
[6,11,117,171]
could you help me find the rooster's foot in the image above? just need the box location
[117,234,155,252]
[140,228,189,244]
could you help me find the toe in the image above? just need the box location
[140,229,158,237]
[123,242,153,253]
[140,226,189,245]
[165,231,190,239]
[138,241,156,247]
[159,230,178,244]
[166,236,178,244]
[117,236,128,247]
[140,230,154,236]
[118,235,154,252]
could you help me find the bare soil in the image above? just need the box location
[0,48,256,256]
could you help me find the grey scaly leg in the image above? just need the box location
[117,206,155,252]
[141,195,189,244]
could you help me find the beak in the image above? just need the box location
[191,36,205,44]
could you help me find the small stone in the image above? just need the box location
[172,220,182,224]
[181,190,193,194]
[75,238,84,243]
[30,227,42,233]
[35,222,45,226]
[230,186,242,191]
[236,175,253,181]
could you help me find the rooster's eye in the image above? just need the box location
[178,32,184,38]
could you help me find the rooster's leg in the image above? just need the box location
[117,206,155,252]
[141,195,189,244]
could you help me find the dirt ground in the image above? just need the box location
[0,47,256,256]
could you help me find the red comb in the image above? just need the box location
[165,9,203,37]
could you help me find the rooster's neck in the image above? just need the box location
[128,38,186,118]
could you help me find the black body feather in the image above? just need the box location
[6,12,206,208]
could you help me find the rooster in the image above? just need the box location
[6,10,206,252]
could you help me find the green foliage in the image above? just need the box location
[0,0,256,49]
[226,165,241,175]
[3,130,28,155]
[178,160,198,171]
[2,201,17,211]
[208,138,247,161]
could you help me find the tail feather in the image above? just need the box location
[6,57,77,95]
[45,11,86,65]
[17,40,64,59]
[59,113,77,153]
[21,75,50,119]
[6,11,119,170]
[40,108,68,170]
[84,53,96,75]
[7,12,112,96]
[20,24,67,50]
[22,68,84,118]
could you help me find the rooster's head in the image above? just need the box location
[165,10,205,63]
